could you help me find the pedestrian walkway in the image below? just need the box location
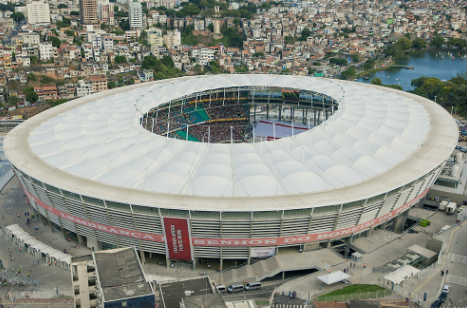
[218,248,344,285]
[448,253,467,265]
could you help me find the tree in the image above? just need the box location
[56,17,71,28]
[234,64,248,73]
[431,34,444,50]
[10,12,25,23]
[114,55,127,64]
[207,23,214,32]
[7,96,18,107]
[49,36,61,48]
[108,81,116,89]
[24,87,38,103]
[284,36,295,45]
[371,77,382,85]
[412,38,426,50]
[27,73,37,82]
[350,54,360,63]
[329,57,348,66]
[298,28,312,41]
[58,3,68,9]
[119,19,130,31]
[340,66,356,80]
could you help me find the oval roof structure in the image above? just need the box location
[4,74,458,211]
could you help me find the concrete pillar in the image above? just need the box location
[77,235,84,246]
[139,250,145,265]
[394,211,408,233]
[282,271,285,280]
[220,258,223,272]
[344,245,350,259]
[192,258,196,270]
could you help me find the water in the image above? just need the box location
[357,53,467,90]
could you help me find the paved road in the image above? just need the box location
[0,178,73,305]
[442,222,467,308]
[221,285,276,301]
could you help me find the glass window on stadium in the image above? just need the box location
[160,208,189,218]
[342,200,365,211]
[132,205,159,216]
[31,177,44,188]
[222,211,250,220]
[105,200,131,212]
[62,190,81,201]
[283,208,311,218]
[44,183,61,194]
[82,195,104,207]
[367,193,386,204]
[190,210,220,220]
[312,205,339,216]
[252,210,282,220]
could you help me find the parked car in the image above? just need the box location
[244,281,262,291]
[227,284,244,293]
[216,284,226,293]
[431,299,442,308]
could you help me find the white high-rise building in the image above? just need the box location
[129,0,143,29]
[26,1,50,25]
[97,0,115,25]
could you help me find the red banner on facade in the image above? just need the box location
[163,217,192,261]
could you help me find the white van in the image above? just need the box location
[216,284,226,293]
[446,202,457,215]
[245,281,262,291]
[439,200,448,211]
[227,284,244,293]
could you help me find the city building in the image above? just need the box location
[38,42,53,60]
[97,0,114,25]
[93,247,155,308]
[424,151,467,206]
[21,32,40,46]
[158,277,225,308]
[129,0,143,29]
[163,30,181,49]
[71,255,98,308]
[4,75,458,269]
[71,247,154,308]
[76,80,92,97]
[33,85,58,101]
[80,0,98,25]
[26,1,50,25]
[88,75,108,93]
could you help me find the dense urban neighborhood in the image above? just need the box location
[0,0,465,118]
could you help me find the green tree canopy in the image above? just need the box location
[24,86,38,103]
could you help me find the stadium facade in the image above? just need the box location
[4,75,458,267]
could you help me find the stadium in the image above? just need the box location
[4,74,458,268]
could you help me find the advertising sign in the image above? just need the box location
[163,217,192,261]
[250,247,276,258]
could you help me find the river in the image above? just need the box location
[357,53,467,90]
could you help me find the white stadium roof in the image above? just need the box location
[4,74,458,211]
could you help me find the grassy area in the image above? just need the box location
[254,299,270,307]
[318,284,386,300]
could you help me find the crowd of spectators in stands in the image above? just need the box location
[142,101,251,141]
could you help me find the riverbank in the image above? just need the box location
[356,52,466,90]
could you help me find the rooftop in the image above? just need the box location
[4,74,458,211]
[158,277,214,308]
[92,247,153,302]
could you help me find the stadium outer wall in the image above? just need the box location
[4,75,458,268]
[12,163,442,264]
